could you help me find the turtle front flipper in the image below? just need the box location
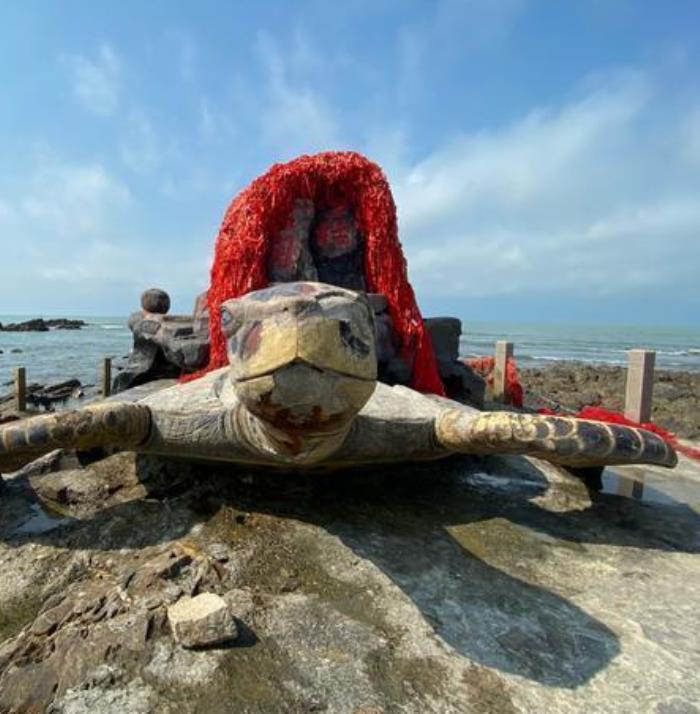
[435,410,677,468]
[0,402,151,473]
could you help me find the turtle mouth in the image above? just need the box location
[233,358,376,384]
[230,359,376,441]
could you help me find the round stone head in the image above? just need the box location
[220,282,377,440]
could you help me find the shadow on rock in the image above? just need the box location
[173,456,626,688]
[3,449,699,690]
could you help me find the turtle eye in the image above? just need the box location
[220,305,243,337]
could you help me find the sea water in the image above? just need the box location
[461,321,700,371]
[0,315,699,389]
[0,316,131,389]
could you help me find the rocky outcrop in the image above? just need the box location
[0,379,85,415]
[522,363,700,439]
[113,289,210,393]
[45,319,87,330]
[1,447,699,711]
[0,318,49,332]
[0,318,86,332]
[426,317,485,407]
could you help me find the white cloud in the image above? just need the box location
[256,32,341,155]
[20,161,130,237]
[63,44,121,116]
[388,71,700,300]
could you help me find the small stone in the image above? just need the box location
[167,593,238,648]
[207,542,231,562]
[141,288,171,315]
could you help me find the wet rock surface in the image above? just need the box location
[0,448,699,712]
[0,379,92,419]
[523,363,700,439]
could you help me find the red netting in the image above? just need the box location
[465,356,524,408]
[195,150,445,395]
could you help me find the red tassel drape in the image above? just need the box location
[199,151,444,395]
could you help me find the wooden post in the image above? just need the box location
[616,471,645,501]
[101,357,112,397]
[14,366,26,412]
[624,349,655,423]
[493,341,513,403]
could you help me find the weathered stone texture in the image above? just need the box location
[167,593,238,648]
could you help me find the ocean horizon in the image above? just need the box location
[1,314,699,389]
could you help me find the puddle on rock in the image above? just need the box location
[601,466,700,512]
[12,501,71,536]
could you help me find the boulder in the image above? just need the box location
[425,317,486,408]
[167,593,238,648]
[141,288,171,315]
[113,304,209,393]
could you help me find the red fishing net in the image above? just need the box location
[199,151,445,395]
[465,356,524,408]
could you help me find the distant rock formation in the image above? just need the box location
[0,318,86,332]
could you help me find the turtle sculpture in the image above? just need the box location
[0,282,677,474]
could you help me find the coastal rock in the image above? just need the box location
[45,319,86,330]
[0,317,87,332]
[0,380,84,416]
[167,593,238,648]
[26,379,84,410]
[0,318,85,332]
[1,437,699,710]
[113,290,209,393]
[522,363,700,439]
[0,318,49,332]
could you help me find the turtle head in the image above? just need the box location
[220,282,376,448]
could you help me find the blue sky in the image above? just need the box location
[1,1,699,325]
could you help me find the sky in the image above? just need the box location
[1,0,699,326]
